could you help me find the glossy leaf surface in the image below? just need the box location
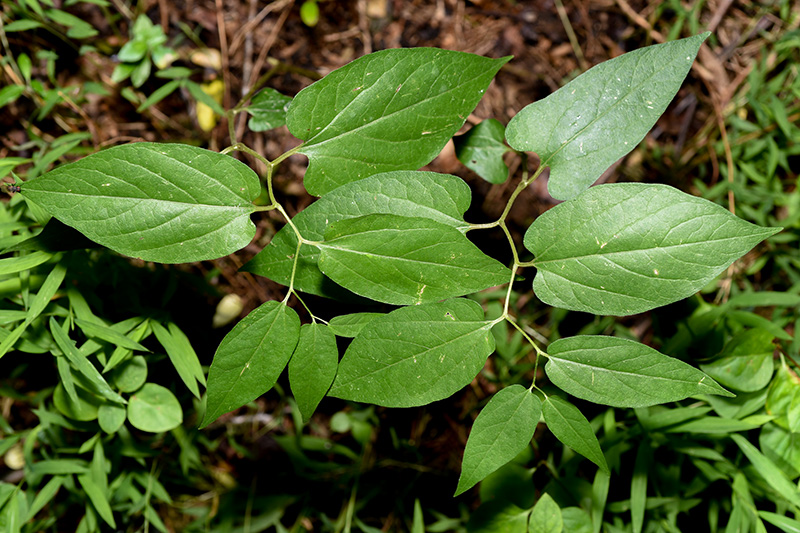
[22,143,260,263]
[329,299,495,407]
[543,395,609,474]
[456,385,541,496]
[287,48,509,195]
[526,184,779,316]
[202,300,300,426]
[288,323,338,422]
[244,170,472,299]
[453,119,509,184]
[545,336,732,408]
[318,214,510,305]
[506,33,708,200]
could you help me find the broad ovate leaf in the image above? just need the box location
[287,48,510,196]
[700,328,775,393]
[246,88,292,132]
[453,119,509,184]
[202,300,300,426]
[456,385,541,496]
[244,170,472,299]
[545,336,733,408]
[22,143,261,263]
[507,33,708,200]
[127,383,183,433]
[526,183,779,316]
[318,214,510,305]
[288,323,338,422]
[329,299,495,407]
[542,395,609,474]
[529,493,563,533]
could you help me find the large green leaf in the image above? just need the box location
[329,299,495,407]
[22,143,261,263]
[545,336,732,408]
[542,396,609,474]
[526,183,779,316]
[287,48,510,196]
[288,323,338,423]
[202,300,300,426]
[456,385,541,496]
[700,329,775,393]
[506,33,708,200]
[318,214,510,305]
[244,170,472,299]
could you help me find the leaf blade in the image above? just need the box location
[542,395,609,474]
[288,323,339,422]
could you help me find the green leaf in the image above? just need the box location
[246,88,292,132]
[127,383,183,433]
[318,214,510,305]
[760,423,800,479]
[97,403,126,434]
[202,300,300,426]
[631,441,650,533]
[77,474,115,528]
[287,48,510,195]
[26,476,63,522]
[529,493,562,533]
[730,433,800,508]
[545,336,732,408]
[30,459,89,475]
[506,33,708,200]
[0,251,52,276]
[453,119,509,184]
[329,299,495,407]
[455,385,541,496]
[766,365,800,432]
[50,317,126,404]
[288,323,338,422]
[526,183,779,316]
[53,382,99,421]
[22,143,261,263]
[151,321,205,398]
[327,312,383,337]
[542,395,609,474]
[700,329,775,393]
[4,20,44,32]
[467,500,529,533]
[759,511,800,533]
[244,170,473,299]
[75,318,149,352]
[110,355,147,392]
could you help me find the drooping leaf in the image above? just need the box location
[759,511,800,533]
[506,33,708,200]
[287,48,510,195]
[327,313,384,338]
[22,143,261,263]
[329,299,495,407]
[318,214,510,305]
[288,323,338,422]
[246,88,292,132]
[529,493,563,533]
[151,321,205,398]
[545,336,732,408]
[700,329,775,393]
[456,385,541,496]
[542,395,609,474]
[453,119,509,184]
[202,300,300,426]
[526,183,779,316]
[77,474,116,528]
[127,383,183,433]
[244,170,472,299]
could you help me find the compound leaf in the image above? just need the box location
[506,33,708,200]
[244,170,472,299]
[288,323,338,422]
[287,48,509,195]
[456,385,541,496]
[329,299,495,407]
[453,118,509,184]
[202,300,300,426]
[318,214,510,305]
[526,183,779,316]
[545,336,732,408]
[22,143,261,263]
[543,395,609,474]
